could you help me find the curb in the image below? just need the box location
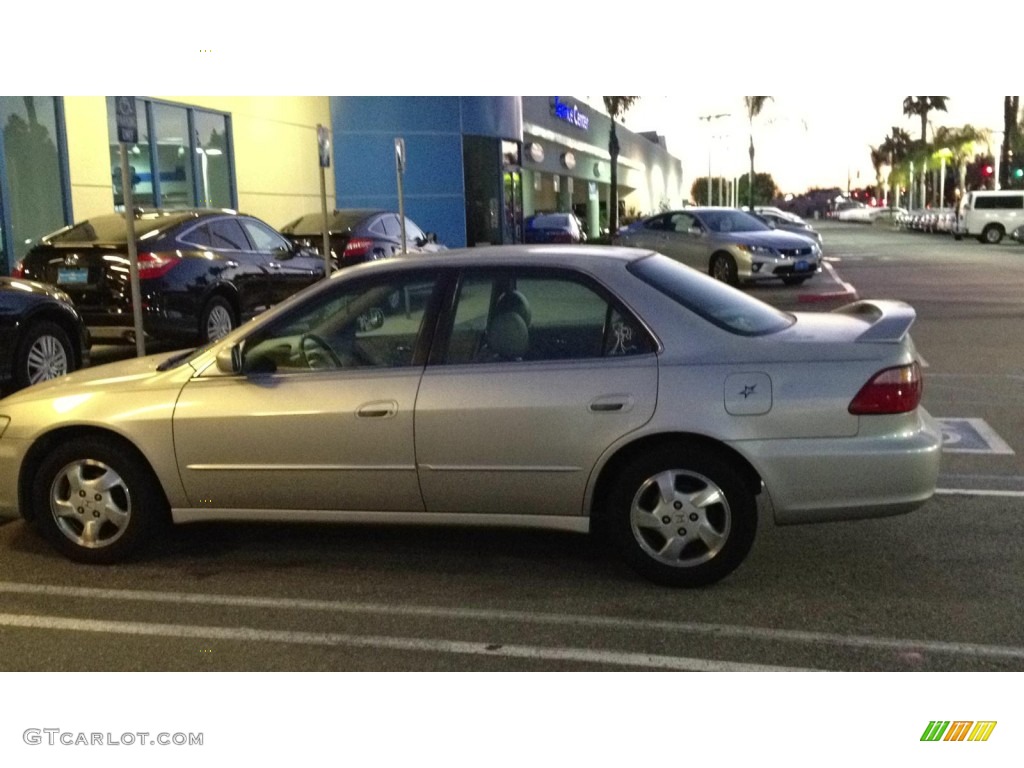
[796,262,858,304]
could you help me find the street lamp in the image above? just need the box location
[698,112,730,205]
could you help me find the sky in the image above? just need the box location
[605,94,1008,196]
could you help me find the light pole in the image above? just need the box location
[698,112,730,205]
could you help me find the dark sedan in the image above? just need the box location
[14,209,324,345]
[0,277,89,393]
[279,209,446,268]
[524,212,586,244]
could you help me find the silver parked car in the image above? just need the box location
[0,246,941,587]
[750,211,824,249]
[615,207,822,286]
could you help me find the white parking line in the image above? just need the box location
[936,488,1024,498]
[1,582,1022,663]
[0,613,808,672]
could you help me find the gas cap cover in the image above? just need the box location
[724,372,772,415]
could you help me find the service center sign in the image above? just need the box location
[550,97,589,131]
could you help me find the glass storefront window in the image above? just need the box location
[152,103,194,208]
[0,97,70,269]
[194,111,231,209]
[106,98,234,212]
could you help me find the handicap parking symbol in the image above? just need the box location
[935,418,1014,454]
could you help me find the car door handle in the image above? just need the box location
[590,395,634,413]
[224,260,239,268]
[357,400,398,419]
[268,262,282,269]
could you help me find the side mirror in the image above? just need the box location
[427,232,438,243]
[215,344,242,374]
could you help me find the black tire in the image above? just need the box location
[13,320,75,390]
[709,253,739,286]
[782,276,809,286]
[981,225,1004,245]
[199,295,236,343]
[30,437,168,564]
[607,445,757,587]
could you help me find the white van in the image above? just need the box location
[954,190,1024,244]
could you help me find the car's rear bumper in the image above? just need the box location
[731,409,942,525]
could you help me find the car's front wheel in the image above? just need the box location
[709,253,739,286]
[607,445,757,587]
[30,437,167,564]
[14,320,75,389]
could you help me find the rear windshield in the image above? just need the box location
[285,210,378,235]
[628,254,795,336]
[46,213,196,245]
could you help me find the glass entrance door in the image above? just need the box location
[503,170,523,244]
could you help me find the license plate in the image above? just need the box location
[794,260,809,272]
[57,268,88,284]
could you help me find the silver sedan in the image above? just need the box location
[617,207,822,286]
[0,246,941,587]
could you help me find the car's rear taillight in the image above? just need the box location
[343,238,373,258]
[848,361,923,415]
[11,261,25,278]
[137,251,180,279]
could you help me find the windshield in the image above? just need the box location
[628,254,794,336]
[696,209,771,233]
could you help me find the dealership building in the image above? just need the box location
[0,96,685,274]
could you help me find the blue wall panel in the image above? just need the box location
[330,96,523,249]
[333,97,460,133]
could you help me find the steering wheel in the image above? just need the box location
[300,333,342,369]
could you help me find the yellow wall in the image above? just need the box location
[63,96,335,230]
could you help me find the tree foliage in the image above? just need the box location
[902,96,949,143]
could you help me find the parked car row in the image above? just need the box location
[12,208,445,348]
[897,208,956,234]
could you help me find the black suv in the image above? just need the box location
[15,209,324,345]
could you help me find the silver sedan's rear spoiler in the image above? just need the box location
[832,300,917,343]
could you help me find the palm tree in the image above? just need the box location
[603,97,639,235]
[869,145,888,204]
[935,124,990,200]
[902,97,949,143]
[744,96,771,209]
[1001,96,1019,187]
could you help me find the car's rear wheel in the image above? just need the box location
[31,437,167,564]
[981,225,1004,245]
[14,320,75,389]
[200,295,236,342]
[709,253,739,286]
[607,445,757,587]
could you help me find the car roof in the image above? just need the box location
[366,244,651,270]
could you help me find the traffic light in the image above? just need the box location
[1014,168,1024,180]
[983,165,994,177]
